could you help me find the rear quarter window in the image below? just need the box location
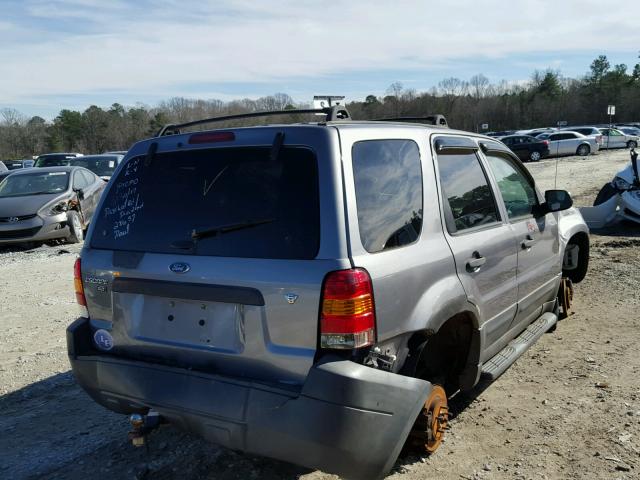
[91,146,320,259]
[352,139,423,253]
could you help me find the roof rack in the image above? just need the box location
[372,115,448,128]
[157,105,351,136]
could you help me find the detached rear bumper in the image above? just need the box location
[67,318,432,480]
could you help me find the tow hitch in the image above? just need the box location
[128,411,162,447]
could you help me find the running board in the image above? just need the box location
[481,312,557,381]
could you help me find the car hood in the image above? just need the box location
[616,164,636,184]
[0,193,66,217]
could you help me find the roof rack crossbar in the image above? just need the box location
[157,106,351,136]
[372,115,448,127]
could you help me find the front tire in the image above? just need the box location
[529,150,542,162]
[65,211,84,244]
[577,144,590,156]
[628,140,638,149]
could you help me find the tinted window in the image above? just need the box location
[91,147,320,259]
[34,154,75,167]
[71,156,120,177]
[437,152,499,233]
[485,154,538,219]
[352,140,422,253]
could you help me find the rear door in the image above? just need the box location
[432,137,518,357]
[82,127,349,386]
[482,151,560,328]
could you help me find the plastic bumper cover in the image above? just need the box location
[67,318,432,480]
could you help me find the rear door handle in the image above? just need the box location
[522,234,536,249]
[466,252,486,272]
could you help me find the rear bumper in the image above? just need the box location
[67,318,432,480]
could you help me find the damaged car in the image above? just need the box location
[580,148,640,228]
[0,166,105,245]
[67,107,589,480]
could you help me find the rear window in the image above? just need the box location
[91,146,320,259]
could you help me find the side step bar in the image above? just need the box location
[481,312,557,380]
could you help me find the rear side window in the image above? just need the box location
[352,140,422,253]
[91,147,320,259]
[436,152,500,233]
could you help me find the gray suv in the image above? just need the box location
[67,108,589,480]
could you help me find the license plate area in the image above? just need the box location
[133,296,245,353]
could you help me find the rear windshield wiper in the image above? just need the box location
[191,218,275,241]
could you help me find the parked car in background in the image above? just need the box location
[536,131,598,157]
[617,126,640,137]
[2,159,32,170]
[486,130,516,137]
[103,150,128,155]
[34,153,83,167]
[559,126,604,148]
[0,170,14,183]
[0,166,105,246]
[498,135,550,162]
[516,127,557,136]
[69,154,124,181]
[598,128,639,149]
[0,161,7,174]
[68,108,590,480]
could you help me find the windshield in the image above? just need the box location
[70,156,120,176]
[34,154,76,167]
[0,171,69,198]
[91,146,320,259]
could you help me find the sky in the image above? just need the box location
[1,0,639,119]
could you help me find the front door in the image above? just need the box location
[433,146,518,357]
[483,152,561,328]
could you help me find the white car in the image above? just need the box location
[598,128,639,149]
[536,131,599,157]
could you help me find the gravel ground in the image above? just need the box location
[1,148,638,480]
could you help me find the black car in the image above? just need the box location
[498,135,550,162]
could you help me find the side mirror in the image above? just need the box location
[75,188,85,200]
[543,189,573,213]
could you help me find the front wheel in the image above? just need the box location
[628,140,638,149]
[65,211,84,244]
[577,144,590,156]
[529,150,542,162]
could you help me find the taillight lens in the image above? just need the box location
[74,258,87,307]
[320,268,376,349]
[542,140,550,146]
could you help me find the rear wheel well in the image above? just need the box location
[403,313,478,393]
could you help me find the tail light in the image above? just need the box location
[542,140,550,146]
[320,268,376,349]
[74,258,87,307]
[188,131,235,144]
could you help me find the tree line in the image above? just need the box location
[1,54,639,160]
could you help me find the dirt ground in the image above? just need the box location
[1,148,639,480]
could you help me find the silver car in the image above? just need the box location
[598,127,639,149]
[68,108,590,480]
[537,131,599,157]
[0,166,105,245]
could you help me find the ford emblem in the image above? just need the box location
[169,262,191,274]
